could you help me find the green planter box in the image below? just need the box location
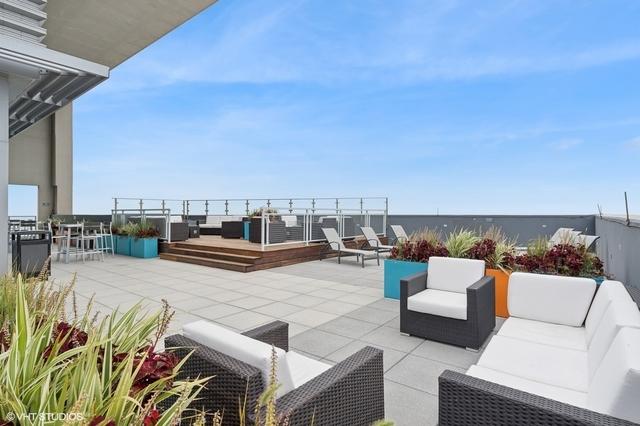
[384,259,429,299]
[131,237,158,258]
[115,235,131,256]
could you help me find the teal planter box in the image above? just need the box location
[384,259,428,299]
[243,221,250,240]
[115,235,131,256]
[131,238,158,258]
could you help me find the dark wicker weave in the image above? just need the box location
[400,271,495,350]
[165,321,384,426]
[221,221,244,239]
[438,370,636,426]
[437,285,640,426]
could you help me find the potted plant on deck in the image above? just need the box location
[130,220,160,258]
[248,208,285,244]
[385,229,448,299]
[114,222,134,256]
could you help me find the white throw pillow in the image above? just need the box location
[508,272,596,327]
[183,321,295,397]
[588,327,640,423]
[427,257,485,294]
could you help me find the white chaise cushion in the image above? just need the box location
[498,317,587,351]
[427,257,485,294]
[587,299,640,379]
[508,272,596,327]
[183,321,295,397]
[477,335,589,392]
[585,280,633,344]
[407,289,467,320]
[588,327,640,423]
[467,365,587,408]
[281,215,298,227]
[286,351,331,388]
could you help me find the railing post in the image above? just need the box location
[311,198,316,214]
[335,198,339,214]
[182,201,186,216]
[186,200,190,218]
[205,200,209,216]
[384,197,389,236]
[267,199,271,209]
[246,199,250,216]
[261,209,266,251]
[139,199,143,218]
[289,199,293,213]
[161,199,166,214]
[225,200,229,215]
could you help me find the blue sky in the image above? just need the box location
[62,0,640,215]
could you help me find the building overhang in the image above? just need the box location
[0,34,109,137]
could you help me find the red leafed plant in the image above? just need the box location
[390,240,449,263]
[514,243,604,277]
[43,321,88,359]
[467,239,497,263]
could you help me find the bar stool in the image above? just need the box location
[97,222,115,256]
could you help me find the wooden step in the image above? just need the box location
[159,253,252,272]
[165,247,261,264]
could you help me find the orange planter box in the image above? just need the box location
[486,268,511,318]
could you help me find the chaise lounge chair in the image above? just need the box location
[390,224,409,244]
[360,226,394,251]
[321,227,380,268]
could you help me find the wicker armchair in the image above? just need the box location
[165,321,385,426]
[400,257,495,350]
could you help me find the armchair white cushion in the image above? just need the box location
[407,289,467,320]
[426,257,485,293]
[281,215,298,227]
[585,280,631,343]
[508,272,596,327]
[183,320,330,397]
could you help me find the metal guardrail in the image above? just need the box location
[111,208,173,243]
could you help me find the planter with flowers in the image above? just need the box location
[114,223,134,256]
[130,221,160,258]
[385,229,448,299]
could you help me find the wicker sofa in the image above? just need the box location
[199,215,244,235]
[439,275,640,425]
[400,257,495,350]
[166,320,384,425]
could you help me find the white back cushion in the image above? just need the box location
[508,272,596,327]
[206,215,222,226]
[427,257,485,294]
[183,321,295,396]
[587,300,640,379]
[281,215,298,227]
[588,327,640,423]
[585,281,633,344]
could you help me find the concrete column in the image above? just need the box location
[0,75,9,275]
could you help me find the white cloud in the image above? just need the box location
[549,139,583,151]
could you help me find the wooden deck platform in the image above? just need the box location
[159,236,367,272]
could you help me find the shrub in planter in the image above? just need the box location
[0,275,206,425]
[130,220,160,258]
[513,243,604,278]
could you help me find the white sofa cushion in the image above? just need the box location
[281,215,298,227]
[477,335,589,392]
[407,289,467,320]
[508,272,596,327]
[585,280,633,344]
[498,317,587,351]
[588,327,640,423]
[286,351,331,388]
[467,365,587,408]
[587,299,640,379]
[183,321,295,397]
[426,257,485,294]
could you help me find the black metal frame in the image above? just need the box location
[400,271,495,349]
[165,321,385,425]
